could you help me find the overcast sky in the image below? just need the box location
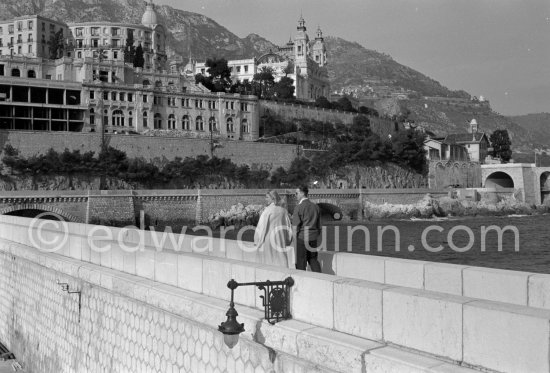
[158,0,550,116]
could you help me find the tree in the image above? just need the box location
[359,106,379,117]
[490,129,512,163]
[123,33,136,64]
[335,96,355,112]
[47,29,65,59]
[133,44,145,68]
[253,66,275,99]
[315,96,333,109]
[272,76,295,100]
[205,58,232,92]
[195,74,214,91]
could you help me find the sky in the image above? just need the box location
[158,0,550,116]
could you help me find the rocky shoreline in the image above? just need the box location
[362,194,550,220]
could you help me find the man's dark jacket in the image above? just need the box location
[292,198,321,241]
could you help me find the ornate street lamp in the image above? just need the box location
[218,277,294,348]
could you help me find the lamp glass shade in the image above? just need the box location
[223,333,239,349]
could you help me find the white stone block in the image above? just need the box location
[122,250,136,275]
[528,274,550,309]
[335,253,385,283]
[463,300,550,372]
[383,287,466,361]
[463,267,529,305]
[259,319,314,356]
[365,346,450,373]
[110,244,124,272]
[231,262,262,307]
[297,327,382,373]
[424,263,468,295]
[254,266,295,310]
[202,258,233,301]
[290,272,337,329]
[334,279,390,341]
[225,240,244,261]
[154,251,178,287]
[385,258,427,289]
[177,254,203,293]
[135,249,155,280]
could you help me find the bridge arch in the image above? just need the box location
[0,204,81,223]
[541,171,550,205]
[311,200,343,221]
[484,171,515,189]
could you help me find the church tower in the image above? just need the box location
[311,25,327,67]
[294,15,309,62]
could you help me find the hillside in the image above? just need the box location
[0,0,541,151]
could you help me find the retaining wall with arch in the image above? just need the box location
[428,160,482,189]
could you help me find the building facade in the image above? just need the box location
[194,16,330,102]
[0,3,260,141]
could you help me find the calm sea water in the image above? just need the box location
[321,214,550,274]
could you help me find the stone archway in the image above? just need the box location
[541,171,550,205]
[0,204,80,223]
[485,171,515,189]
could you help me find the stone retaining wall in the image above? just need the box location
[1,214,548,372]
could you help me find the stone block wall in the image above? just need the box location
[428,160,482,189]
[87,193,135,226]
[0,131,298,171]
[259,100,357,125]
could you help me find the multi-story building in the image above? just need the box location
[0,16,68,59]
[0,3,260,141]
[194,16,330,102]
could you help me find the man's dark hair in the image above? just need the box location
[298,185,309,197]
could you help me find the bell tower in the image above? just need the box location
[311,25,327,66]
[294,15,309,61]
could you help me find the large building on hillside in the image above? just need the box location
[0,2,260,141]
[193,16,330,102]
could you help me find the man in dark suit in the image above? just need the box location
[292,185,322,272]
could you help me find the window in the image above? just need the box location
[142,111,148,127]
[28,21,33,30]
[241,102,249,111]
[111,92,116,101]
[27,34,33,42]
[0,65,4,76]
[111,28,120,36]
[8,25,14,34]
[17,46,22,54]
[76,28,83,36]
[236,66,241,73]
[142,95,148,103]
[230,102,234,110]
[195,116,204,131]
[168,114,176,129]
[92,39,99,48]
[208,117,217,132]
[112,110,124,126]
[17,35,22,43]
[241,119,249,133]
[104,109,108,126]
[227,118,234,133]
[128,93,133,102]
[182,115,190,130]
[27,45,32,54]
[77,51,82,58]
[112,39,119,47]
[0,27,2,35]
[27,70,35,78]
[89,91,95,99]
[103,91,109,100]
[119,92,125,101]
[128,111,133,127]
[113,51,118,59]
[11,68,20,77]
[154,113,162,129]
[91,27,99,36]
[41,23,45,32]
[244,65,248,73]
[89,108,95,125]
[17,22,22,31]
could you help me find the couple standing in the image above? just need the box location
[254,185,322,272]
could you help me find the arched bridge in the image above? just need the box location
[481,164,550,205]
[0,188,446,226]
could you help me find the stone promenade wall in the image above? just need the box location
[0,130,298,171]
[2,214,548,372]
[259,100,358,125]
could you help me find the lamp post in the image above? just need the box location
[219,277,294,348]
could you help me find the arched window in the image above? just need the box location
[168,114,176,129]
[112,110,124,126]
[226,118,234,133]
[182,115,190,130]
[196,116,204,131]
[11,69,20,77]
[128,111,133,127]
[89,108,95,125]
[209,117,217,132]
[241,119,249,133]
[155,80,162,88]
[27,70,36,78]
[142,79,150,87]
[142,111,148,127]
[154,113,162,129]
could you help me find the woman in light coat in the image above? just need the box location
[254,190,293,268]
